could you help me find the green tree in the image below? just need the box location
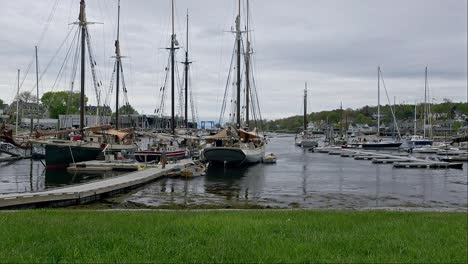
[118,103,138,115]
[41,91,87,118]
[0,98,4,106]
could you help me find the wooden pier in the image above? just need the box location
[0,159,194,209]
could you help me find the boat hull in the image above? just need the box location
[45,144,102,169]
[361,142,402,150]
[203,146,264,166]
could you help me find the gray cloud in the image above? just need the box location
[0,0,466,122]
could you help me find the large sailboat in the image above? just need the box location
[360,66,402,150]
[134,0,198,162]
[203,0,265,166]
[43,0,137,168]
[408,66,433,148]
[295,82,319,148]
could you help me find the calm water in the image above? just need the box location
[1,135,467,209]
[126,135,468,209]
[0,154,124,194]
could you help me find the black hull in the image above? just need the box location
[203,147,246,167]
[45,144,101,169]
[362,142,402,150]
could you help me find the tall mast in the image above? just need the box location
[79,0,86,136]
[15,69,20,135]
[183,10,191,128]
[414,101,417,137]
[245,0,251,128]
[115,0,121,129]
[170,0,176,134]
[235,0,241,128]
[35,46,39,131]
[423,66,427,138]
[377,66,380,137]
[303,82,307,131]
[340,101,343,136]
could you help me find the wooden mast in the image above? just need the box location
[183,10,192,128]
[115,0,121,129]
[79,0,86,136]
[235,0,241,128]
[35,46,39,131]
[170,0,176,135]
[245,0,250,129]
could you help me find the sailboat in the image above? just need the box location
[360,66,402,150]
[408,66,433,148]
[134,0,194,163]
[43,0,137,169]
[295,82,318,147]
[203,0,265,166]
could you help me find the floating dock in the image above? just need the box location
[0,159,194,209]
[314,148,463,170]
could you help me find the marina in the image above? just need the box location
[0,0,466,262]
[0,135,466,210]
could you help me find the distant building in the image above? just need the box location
[20,118,58,130]
[86,105,112,115]
[59,115,111,129]
[6,101,47,119]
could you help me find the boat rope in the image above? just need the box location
[68,145,75,165]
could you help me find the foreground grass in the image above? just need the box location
[0,210,466,263]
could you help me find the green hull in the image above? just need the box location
[45,144,102,169]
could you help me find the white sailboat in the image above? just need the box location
[408,66,434,148]
[203,0,265,166]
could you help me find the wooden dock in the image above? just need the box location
[0,159,194,209]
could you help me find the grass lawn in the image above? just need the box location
[0,210,466,263]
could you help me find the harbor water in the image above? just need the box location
[0,134,466,209]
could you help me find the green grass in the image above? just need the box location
[0,210,466,263]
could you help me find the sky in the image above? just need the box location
[0,0,466,122]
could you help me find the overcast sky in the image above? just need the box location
[0,0,466,121]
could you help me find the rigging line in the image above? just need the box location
[13,0,61,100]
[28,26,77,94]
[66,31,81,115]
[36,0,61,47]
[50,26,80,91]
[85,28,103,108]
[106,61,117,108]
[219,40,237,125]
[120,63,130,108]
[379,68,401,139]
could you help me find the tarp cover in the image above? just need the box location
[94,129,129,141]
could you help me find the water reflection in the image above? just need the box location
[127,135,468,209]
[1,135,467,209]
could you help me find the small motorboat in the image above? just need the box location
[263,153,277,164]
